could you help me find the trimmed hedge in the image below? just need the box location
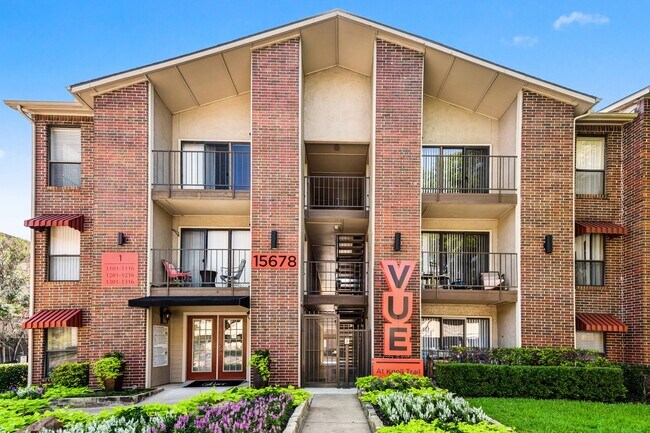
[447,347,609,367]
[50,362,90,388]
[435,363,626,402]
[620,363,650,402]
[0,363,27,392]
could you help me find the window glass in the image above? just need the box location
[576,137,605,195]
[46,327,77,375]
[575,234,604,286]
[576,331,604,352]
[421,317,490,359]
[49,227,80,281]
[50,128,81,187]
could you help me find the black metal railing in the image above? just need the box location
[304,261,368,295]
[151,248,250,291]
[421,155,516,194]
[152,149,250,190]
[421,251,518,290]
[305,176,369,211]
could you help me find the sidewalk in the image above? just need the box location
[301,390,370,433]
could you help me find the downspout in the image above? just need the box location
[17,105,35,385]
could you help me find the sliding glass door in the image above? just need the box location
[421,232,489,287]
[421,317,490,359]
[181,141,250,190]
[422,146,489,193]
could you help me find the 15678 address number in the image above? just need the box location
[251,253,298,269]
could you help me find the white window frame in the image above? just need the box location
[576,136,605,195]
[49,127,82,187]
[48,226,81,282]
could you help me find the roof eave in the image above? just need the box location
[4,99,94,117]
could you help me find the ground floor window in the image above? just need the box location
[46,327,77,375]
[421,317,490,358]
[576,331,604,353]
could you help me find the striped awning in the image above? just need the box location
[575,221,627,236]
[24,214,84,232]
[22,309,83,329]
[576,313,628,333]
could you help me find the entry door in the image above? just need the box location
[219,317,247,380]
[187,316,217,380]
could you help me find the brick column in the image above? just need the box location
[622,96,650,365]
[520,90,575,347]
[250,38,301,385]
[92,82,149,387]
[373,40,423,358]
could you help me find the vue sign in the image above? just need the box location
[380,259,416,356]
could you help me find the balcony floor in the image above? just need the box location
[422,193,516,219]
[150,285,250,297]
[152,188,250,216]
[303,294,368,307]
[421,288,517,305]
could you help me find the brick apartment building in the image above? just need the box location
[5,10,649,388]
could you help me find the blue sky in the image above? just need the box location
[1,0,648,239]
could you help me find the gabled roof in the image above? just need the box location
[6,9,599,117]
[599,86,650,113]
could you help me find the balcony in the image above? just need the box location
[151,248,250,297]
[421,251,517,304]
[151,149,250,215]
[421,154,517,218]
[303,260,368,306]
[304,176,369,219]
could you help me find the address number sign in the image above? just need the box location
[252,253,298,269]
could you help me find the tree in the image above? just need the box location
[0,233,29,363]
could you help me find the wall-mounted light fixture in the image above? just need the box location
[544,234,553,254]
[117,232,126,246]
[271,230,278,249]
[394,232,402,252]
[160,307,172,325]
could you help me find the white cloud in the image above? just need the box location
[0,150,5,159]
[501,35,538,48]
[554,12,610,30]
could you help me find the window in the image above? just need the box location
[421,317,490,359]
[576,137,605,195]
[49,227,80,281]
[50,128,81,187]
[46,327,77,375]
[575,234,604,286]
[576,331,604,353]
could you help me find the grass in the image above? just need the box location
[467,398,650,433]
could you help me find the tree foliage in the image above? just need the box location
[0,233,29,362]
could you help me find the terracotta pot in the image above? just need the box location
[101,374,124,392]
[251,366,268,389]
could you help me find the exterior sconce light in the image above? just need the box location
[544,234,553,254]
[160,307,172,325]
[117,232,126,245]
[394,232,402,252]
[271,230,278,249]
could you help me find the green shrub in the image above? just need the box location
[50,362,90,388]
[619,363,650,402]
[435,363,626,402]
[93,356,124,386]
[356,373,433,391]
[0,363,27,392]
[448,347,609,367]
[377,419,512,433]
[249,349,271,382]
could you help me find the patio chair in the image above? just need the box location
[481,272,505,290]
[162,259,192,287]
[220,259,247,285]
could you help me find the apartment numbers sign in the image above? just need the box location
[101,252,138,287]
[251,253,298,269]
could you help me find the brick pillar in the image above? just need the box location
[92,82,149,387]
[520,90,575,347]
[622,96,650,365]
[251,38,301,385]
[373,40,423,358]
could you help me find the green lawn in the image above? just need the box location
[467,398,650,433]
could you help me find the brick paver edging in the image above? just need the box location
[51,388,163,408]
[283,397,312,433]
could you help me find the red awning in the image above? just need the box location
[22,309,83,329]
[576,313,628,333]
[575,221,627,236]
[24,214,84,232]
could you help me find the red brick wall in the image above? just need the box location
[31,115,94,384]
[250,39,301,385]
[520,90,575,347]
[30,83,149,387]
[373,40,423,358]
[622,96,650,365]
[90,82,149,387]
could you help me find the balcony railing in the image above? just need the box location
[421,251,518,291]
[152,149,250,190]
[421,155,516,194]
[151,248,250,293]
[304,261,368,295]
[304,176,369,211]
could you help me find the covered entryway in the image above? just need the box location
[302,313,370,387]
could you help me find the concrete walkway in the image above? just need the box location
[301,391,370,433]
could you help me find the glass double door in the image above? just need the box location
[187,316,246,381]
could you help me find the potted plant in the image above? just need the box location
[249,350,271,389]
[93,352,126,392]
